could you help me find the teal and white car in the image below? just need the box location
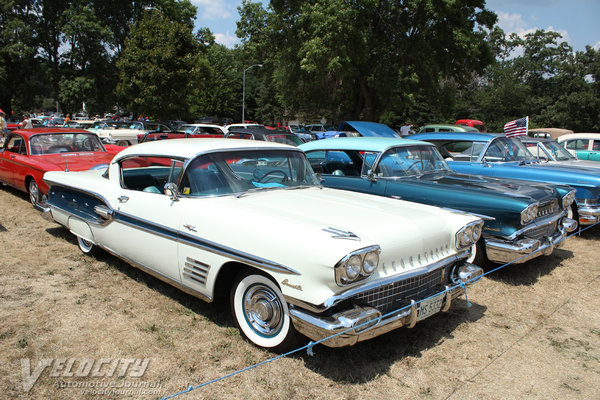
[557,133,600,162]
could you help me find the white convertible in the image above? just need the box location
[39,139,484,351]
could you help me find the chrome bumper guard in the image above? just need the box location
[577,203,600,225]
[33,201,54,222]
[289,263,483,348]
[484,217,575,264]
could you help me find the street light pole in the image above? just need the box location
[242,64,263,122]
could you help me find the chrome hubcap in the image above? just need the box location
[243,285,283,337]
[29,181,39,204]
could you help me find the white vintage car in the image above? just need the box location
[39,139,484,351]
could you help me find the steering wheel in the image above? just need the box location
[47,145,71,153]
[255,169,289,183]
[406,160,423,171]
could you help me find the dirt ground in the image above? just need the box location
[1,185,599,400]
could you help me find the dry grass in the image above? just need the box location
[1,185,599,399]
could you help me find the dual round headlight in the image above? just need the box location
[520,203,539,225]
[456,221,484,249]
[335,246,381,286]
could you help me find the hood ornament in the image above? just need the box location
[323,227,361,241]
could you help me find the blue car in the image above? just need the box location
[317,121,401,139]
[299,137,576,266]
[411,132,600,227]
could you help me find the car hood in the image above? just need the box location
[35,152,114,171]
[191,187,476,279]
[411,171,557,204]
[543,159,600,170]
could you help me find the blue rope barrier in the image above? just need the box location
[160,220,599,400]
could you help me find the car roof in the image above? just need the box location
[299,137,430,152]
[419,124,479,132]
[114,138,301,161]
[10,128,96,138]
[411,132,501,141]
[557,133,600,140]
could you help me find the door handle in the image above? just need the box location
[118,195,129,203]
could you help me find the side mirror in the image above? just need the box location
[367,169,377,182]
[164,182,180,201]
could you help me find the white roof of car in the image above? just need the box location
[113,138,299,161]
[557,133,600,141]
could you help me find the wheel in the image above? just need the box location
[117,140,131,146]
[77,236,100,256]
[230,272,297,352]
[567,203,579,230]
[467,238,487,267]
[28,179,41,206]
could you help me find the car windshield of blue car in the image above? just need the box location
[181,150,321,196]
[544,141,576,161]
[375,145,450,177]
[483,137,533,162]
[30,133,106,155]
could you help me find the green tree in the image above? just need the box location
[237,0,496,124]
[0,0,38,115]
[116,9,210,120]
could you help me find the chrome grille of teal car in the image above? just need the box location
[525,220,559,240]
[351,266,451,315]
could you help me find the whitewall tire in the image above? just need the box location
[231,272,296,352]
[77,236,99,256]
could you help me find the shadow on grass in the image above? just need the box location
[297,298,486,383]
[485,245,574,286]
[45,224,486,384]
[570,224,600,241]
[44,226,232,328]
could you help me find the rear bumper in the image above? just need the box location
[289,263,483,348]
[484,217,576,264]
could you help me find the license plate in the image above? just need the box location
[417,293,444,321]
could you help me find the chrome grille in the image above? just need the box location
[183,257,210,286]
[525,220,558,240]
[351,266,451,315]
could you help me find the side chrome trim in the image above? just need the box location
[114,210,301,276]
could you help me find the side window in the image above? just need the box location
[322,151,360,176]
[440,141,482,161]
[120,156,183,193]
[593,141,600,151]
[5,136,25,154]
[566,139,588,150]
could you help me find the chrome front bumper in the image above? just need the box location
[577,202,600,225]
[289,263,483,348]
[484,217,576,264]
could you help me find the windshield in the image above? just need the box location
[545,141,575,161]
[375,145,451,177]
[180,149,320,196]
[30,133,106,155]
[483,137,534,162]
[265,134,303,146]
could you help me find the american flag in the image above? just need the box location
[504,116,528,137]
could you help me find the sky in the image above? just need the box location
[190,0,600,51]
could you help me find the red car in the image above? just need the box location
[0,128,122,206]
[455,119,487,132]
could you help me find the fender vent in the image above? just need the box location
[183,257,210,286]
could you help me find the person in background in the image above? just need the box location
[400,123,413,137]
[0,110,7,143]
[21,114,33,129]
